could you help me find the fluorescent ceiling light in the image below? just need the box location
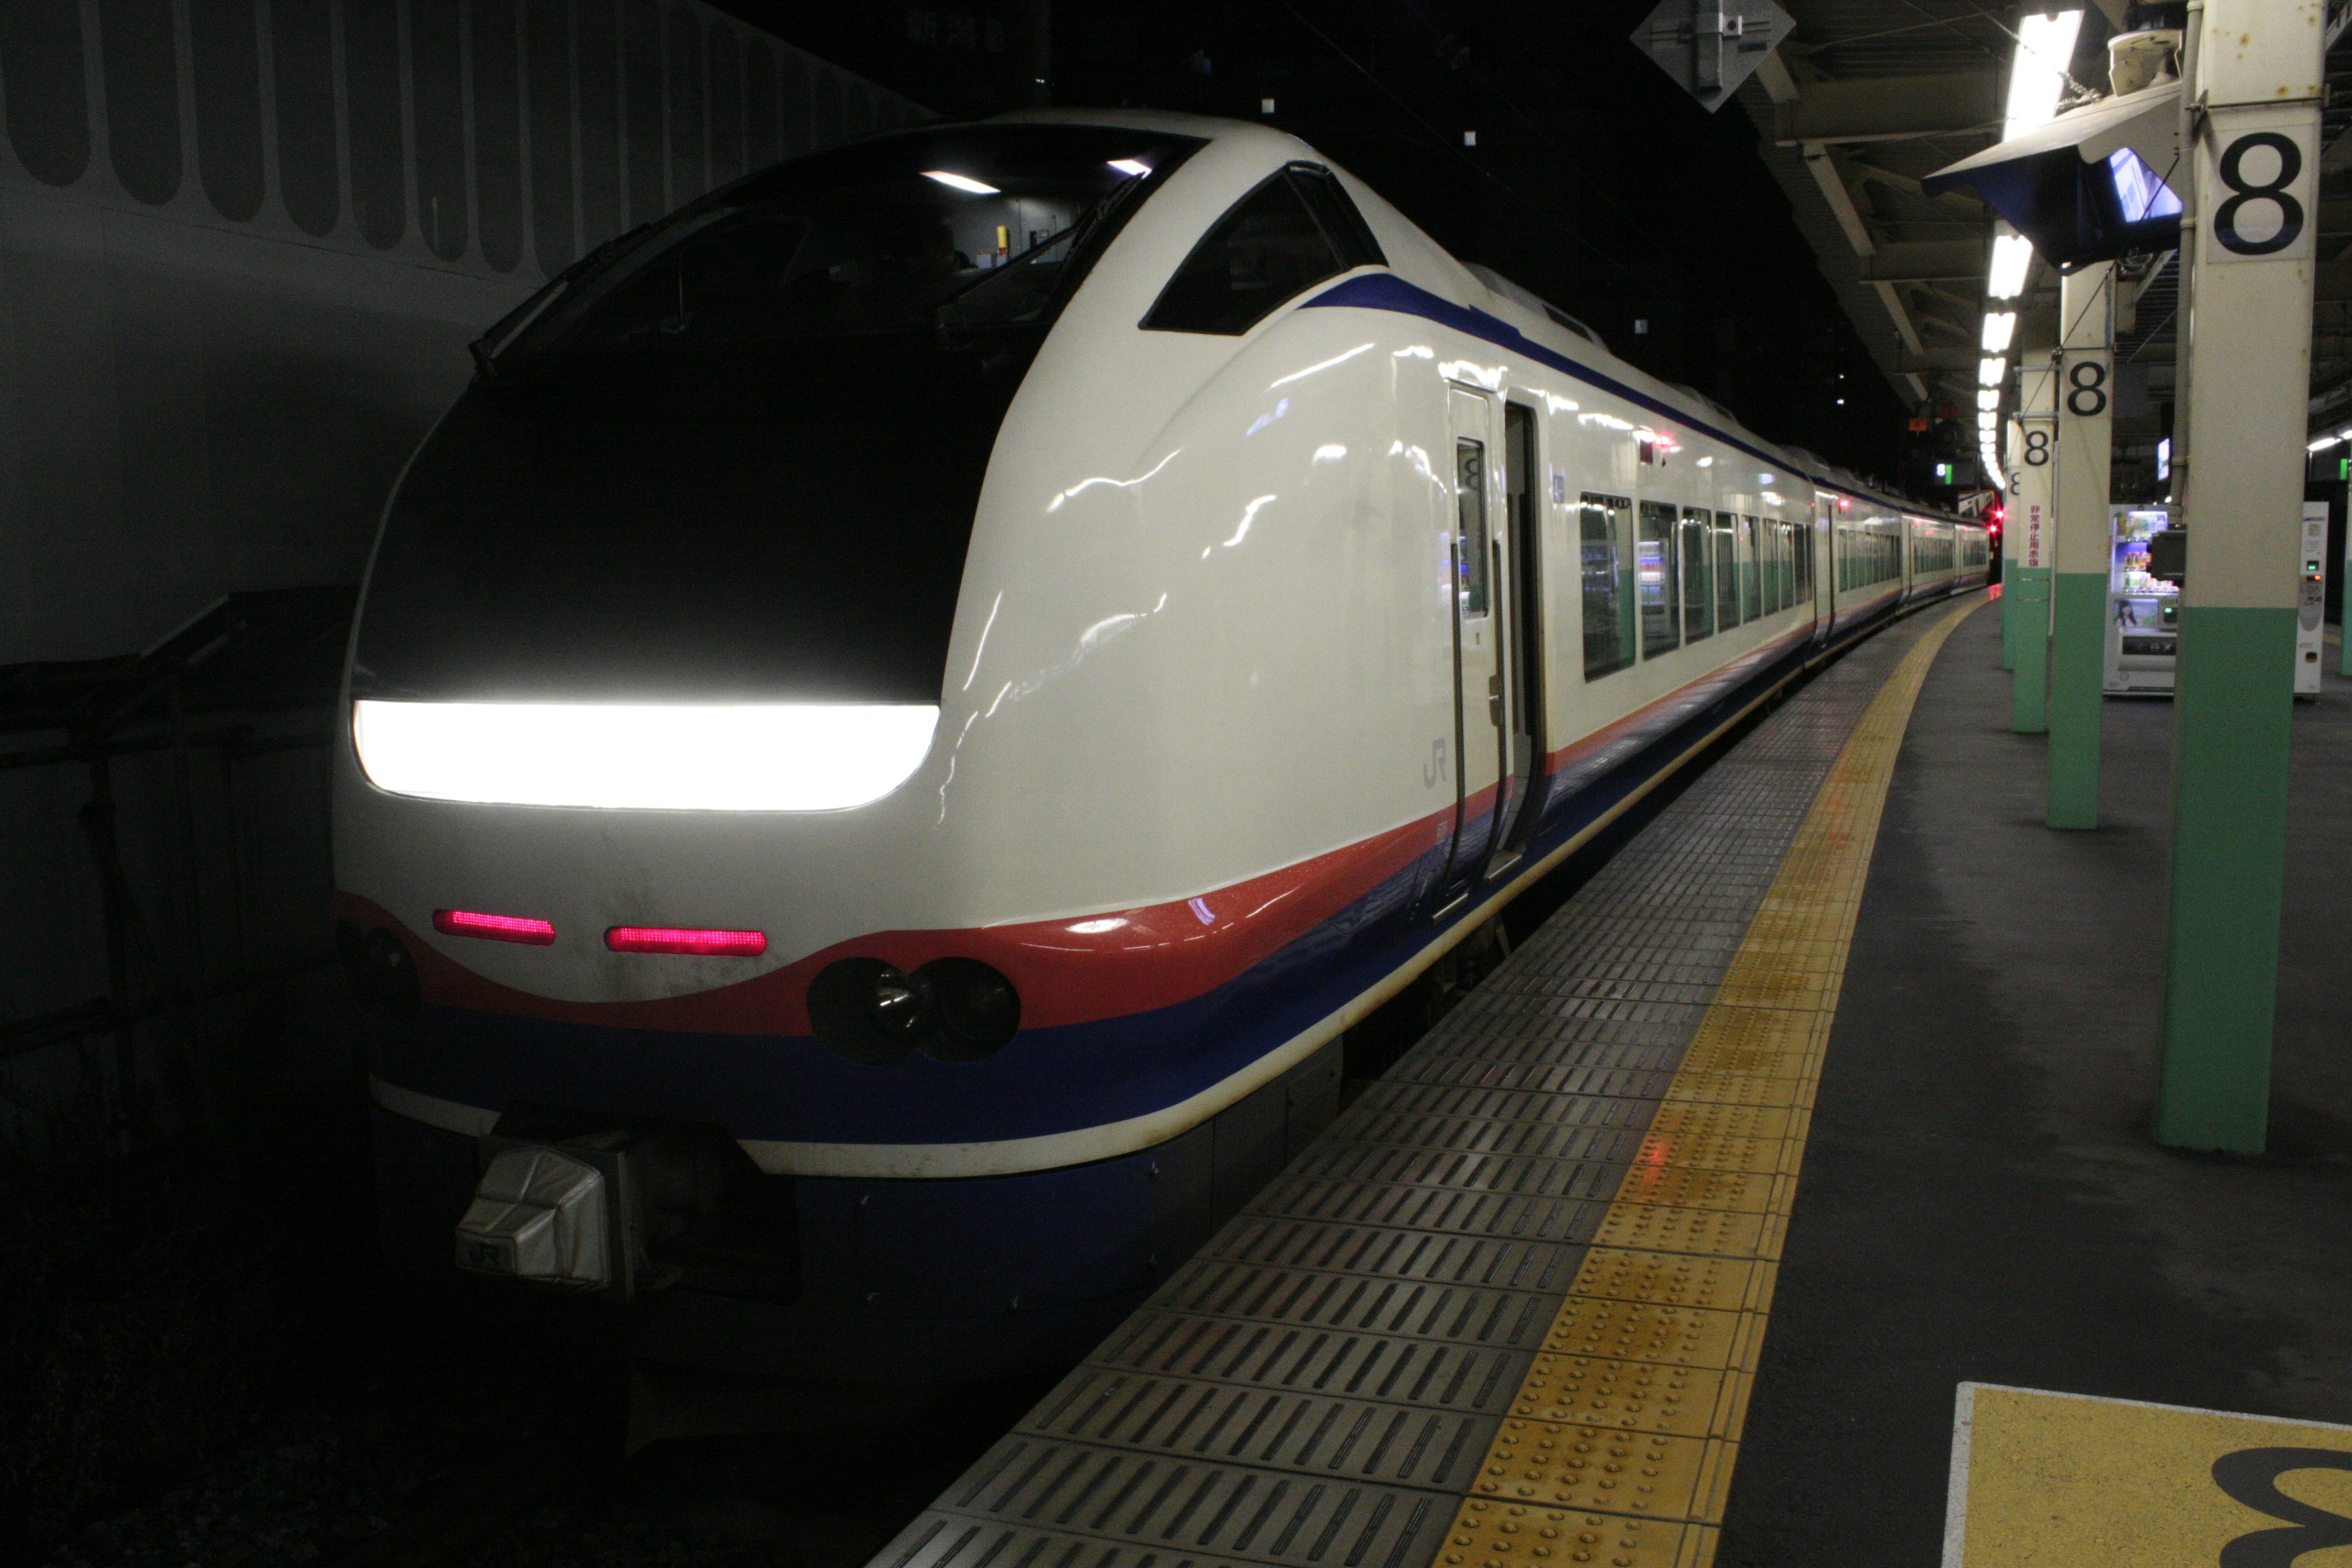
[923,170,1000,195]
[1988,232,2034,300]
[1979,411,1999,431]
[1107,158,1152,177]
[1981,312,2018,352]
[353,701,940,812]
[2309,434,2343,452]
[1980,356,2008,386]
[1978,388,2001,411]
[2005,11,2084,140]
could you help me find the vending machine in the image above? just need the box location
[2297,500,2326,697]
[2105,505,2177,695]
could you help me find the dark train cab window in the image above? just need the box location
[1142,164,1382,335]
[360,126,1207,708]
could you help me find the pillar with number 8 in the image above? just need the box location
[2155,0,2322,1153]
[2049,263,2113,829]
[2007,363,2057,734]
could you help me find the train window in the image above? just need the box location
[1144,162,1382,335]
[492,124,1205,361]
[1638,501,1679,659]
[1456,439,1490,617]
[1580,493,1634,679]
[1681,508,1713,644]
[1291,165,1385,271]
[1795,519,1812,601]
[1743,516,1762,621]
[1713,513,1739,631]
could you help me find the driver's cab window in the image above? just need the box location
[1143,164,1382,335]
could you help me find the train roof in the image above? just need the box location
[978,109,1980,532]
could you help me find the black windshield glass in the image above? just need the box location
[501,124,1202,356]
[356,124,1201,708]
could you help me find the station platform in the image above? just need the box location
[868,595,2352,1568]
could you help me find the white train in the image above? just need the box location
[333,110,1986,1389]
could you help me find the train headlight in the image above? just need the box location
[807,959,940,1064]
[806,957,1022,1064]
[352,701,940,812]
[914,958,1022,1061]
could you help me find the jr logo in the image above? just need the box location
[1423,737,1449,789]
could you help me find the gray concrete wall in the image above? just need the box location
[0,0,925,662]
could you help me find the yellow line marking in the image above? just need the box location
[1945,1382,2352,1567]
[1438,595,1986,1568]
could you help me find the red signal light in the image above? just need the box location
[606,925,767,957]
[434,909,557,945]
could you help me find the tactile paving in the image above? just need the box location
[870,599,1983,1568]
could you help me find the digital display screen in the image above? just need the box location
[2107,148,2183,224]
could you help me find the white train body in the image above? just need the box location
[336,111,1984,1383]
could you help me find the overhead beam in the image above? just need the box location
[1774,70,2000,144]
[1847,159,1992,214]
[1896,346,1991,372]
[1861,239,1989,282]
[1794,141,1931,398]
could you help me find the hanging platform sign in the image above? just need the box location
[1632,0,1795,113]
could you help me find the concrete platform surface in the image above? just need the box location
[1717,605,2352,1565]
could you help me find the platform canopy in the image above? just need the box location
[1738,1,2352,475]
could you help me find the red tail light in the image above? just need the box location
[606,925,767,957]
[434,909,557,945]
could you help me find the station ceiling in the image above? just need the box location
[1743,0,2352,488]
[1728,1,2124,424]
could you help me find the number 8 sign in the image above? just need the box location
[2206,124,2316,265]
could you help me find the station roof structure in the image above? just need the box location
[1740,0,2352,472]
[1729,0,2095,423]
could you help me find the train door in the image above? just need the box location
[1487,402,1545,873]
[1430,386,1506,916]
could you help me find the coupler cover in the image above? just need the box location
[454,1146,611,1289]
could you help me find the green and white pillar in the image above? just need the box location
[2156,0,2321,1154]
[2048,263,2114,829]
[2006,362,2057,733]
[2341,500,2352,677]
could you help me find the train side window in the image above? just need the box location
[1579,492,1635,679]
[1743,516,1762,620]
[1713,512,1739,631]
[1637,500,1679,659]
[1456,439,1490,616]
[1144,163,1379,336]
[1681,507,1714,643]
[1795,519,1812,600]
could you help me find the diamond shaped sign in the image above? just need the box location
[1633,0,1795,113]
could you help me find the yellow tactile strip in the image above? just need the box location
[1436,597,1984,1568]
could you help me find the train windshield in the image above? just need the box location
[495,124,1204,360]
[354,125,1203,713]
